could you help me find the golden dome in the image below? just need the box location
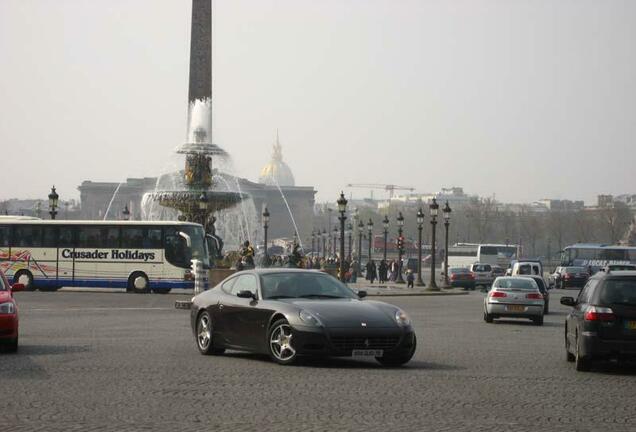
[259,131,295,187]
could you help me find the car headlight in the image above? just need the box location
[0,302,16,314]
[394,309,411,327]
[299,310,323,326]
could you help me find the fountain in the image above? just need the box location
[143,0,244,261]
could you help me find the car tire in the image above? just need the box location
[575,334,591,372]
[544,302,549,314]
[128,272,150,294]
[533,316,544,326]
[268,319,298,365]
[13,270,35,291]
[196,311,225,355]
[376,335,417,367]
[3,336,18,353]
[484,310,494,323]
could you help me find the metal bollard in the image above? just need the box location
[191,258,209,295]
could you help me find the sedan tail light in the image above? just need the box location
[584,306,615,322]
[526,293,543,300]
[468,272,475,280]
[489,291,507,298]
[564,273,572,280]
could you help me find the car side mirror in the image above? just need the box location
[11,283,25,292]
[560,296,575,307]
[357,290,367,299]
[237,290,256,300]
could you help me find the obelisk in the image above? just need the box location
[180,0,224,155]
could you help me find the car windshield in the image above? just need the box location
[494,278,538,290]
[566,267,585,273]
[260,272,357,300]
[473,265,491,272]
[599,279,636,306]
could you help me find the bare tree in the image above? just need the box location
[597,202,632,244]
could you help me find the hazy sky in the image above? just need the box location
[1,0,635,204]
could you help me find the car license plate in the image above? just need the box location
[507,305,525,312]
[352,349,383,358]
[625,321,636,330]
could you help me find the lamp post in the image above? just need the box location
[347,222,353,261]
[428,198,440,290]
[332,226,338,257]
[322,229,327,259]
[311,229,316,256]
[442,201,452,287]
[382,215,389,262]
[262,207,270,267]
[48,186,59,220]
[416,208,425,286]
[396,212,405,284]
[122,205,131,221]
[337,192,348,282]
[367,219,374,266]
[357,219,364,276]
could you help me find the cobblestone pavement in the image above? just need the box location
[1,289,635,432]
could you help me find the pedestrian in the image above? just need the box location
[350,259,358,283]
[366,260,377,284]
[379,260,388,284]
[406,269,414,288]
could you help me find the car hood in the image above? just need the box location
[280,298,398,328]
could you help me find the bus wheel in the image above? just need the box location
[13,270,35,291]
[128,272,150,294]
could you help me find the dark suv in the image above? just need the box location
[561,270,636,371]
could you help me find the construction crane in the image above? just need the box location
[346,183,415,200]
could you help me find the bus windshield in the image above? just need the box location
[165,225,209,268]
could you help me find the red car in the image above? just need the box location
[0,270,25,353]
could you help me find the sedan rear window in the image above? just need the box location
[449,268,470,274]
[472,265,492,272]
[494,278,538,290]
[599,279,636,306]
[565,267,585,273]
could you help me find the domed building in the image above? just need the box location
[259,132,295,187]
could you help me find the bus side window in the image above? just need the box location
[102,227,120,248]
[13,225,42,247]
[58,226,76,248]
[0,225,9,247]
[144,228,162,249]
[42,225,59,247]
[122,228,144,249]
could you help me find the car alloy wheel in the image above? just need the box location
[269,320,297,365]
[197,313,211,352]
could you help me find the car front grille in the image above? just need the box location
[330,336,400,351]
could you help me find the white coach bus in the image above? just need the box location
[446,243,519,269]
[0,219,209,293]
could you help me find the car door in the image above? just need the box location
[220,274,264,350]
[566,280,595,347]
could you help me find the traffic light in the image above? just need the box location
[397,236,404,250]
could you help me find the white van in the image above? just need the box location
[511,261,543,277]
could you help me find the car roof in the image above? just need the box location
[232,268,325,275]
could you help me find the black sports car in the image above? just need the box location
[190,269,417,366]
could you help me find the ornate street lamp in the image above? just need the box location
[262,207,270,267]
[428,198,440,290]
[367,219,374,267]
[357,219,364,276]
[416,208,425,286]
[382,215,389,262]
[48,186,59,220]
[442,201,452,287]
[122,205,131,221]
[396,212,405,284]
[337,192,348,282]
